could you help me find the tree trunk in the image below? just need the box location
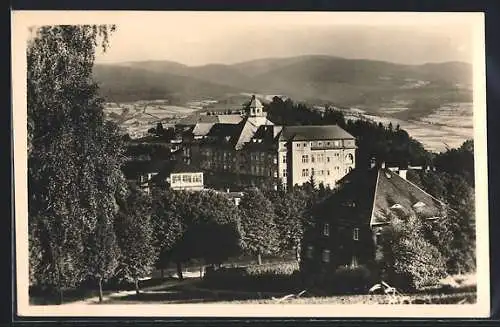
[58,287,64,305]
[257,253,262,265]
[135,278,140,295]
[176,261,184,280]
[98,278,103,303]
[295,243,301,263]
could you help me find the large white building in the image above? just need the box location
[179,95,357,190]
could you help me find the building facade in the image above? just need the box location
[179,95,357,190]
[300,161,448,288]
[278,125,356,189]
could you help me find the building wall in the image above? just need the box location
[184,131,355,191]
[289,139,356,189]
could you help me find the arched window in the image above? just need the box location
[345,153,354,164]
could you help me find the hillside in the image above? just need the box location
[93,55,472,116]
[93,64,243,104]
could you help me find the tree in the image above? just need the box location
[151,188,185,279]
[379,211,447,291]
[190,191,243,267]
[114,184,157,296]
[238,188,280,265]
[269,190,309,261]
[28,25,124,303]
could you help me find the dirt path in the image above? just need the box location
[59,278,199,306]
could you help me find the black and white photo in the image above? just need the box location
[12,11,489,317]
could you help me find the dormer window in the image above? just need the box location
[413,201,426,208]
[390,203,404,210]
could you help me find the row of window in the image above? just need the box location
[171,173,203,184]
[323,224,359,240]
[301,153,353,164]
[301,167,349,177]
[296,140,343,148]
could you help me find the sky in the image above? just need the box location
[87,12,479,66]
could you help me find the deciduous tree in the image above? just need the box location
[115,184,157,296]
[238,188,280,265]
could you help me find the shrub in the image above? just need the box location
[203,261,302,292]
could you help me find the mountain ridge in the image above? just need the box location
[93,55,472,110]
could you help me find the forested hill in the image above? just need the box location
[264,97,474,182]
[93,55,472,112]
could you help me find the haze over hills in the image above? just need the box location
[93,55,472,114]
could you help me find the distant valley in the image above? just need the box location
[95,55,474,152]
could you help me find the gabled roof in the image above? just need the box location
[279,125,355,142]
[370,169,446,225]
[316,167,447,227]
[191,122,216,137]
[177,113,243,126]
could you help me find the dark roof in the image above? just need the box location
[371,169,446,225]
[122,159,201,181]
[279,125,355,141]
[177,113,243,126]
[316,167,446,227]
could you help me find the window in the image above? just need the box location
[327,142,331,146]
[353,228,359,241]
[318,141,323,147]
[302,155,309,163]
[413,201,426,208]
[282,156,287,163]
[283,169,287,177]
[302,169,309,177]
[350,255,358,268]
[327,157,330,163]
[311,155,315,163]
[303,142,307,147]
[172,174,181,183]
[296,143,300,148]
[323,223,330,236]
[322,249,330,263]
[348,166,353,172]
[306,246,314,259]
[182,175,192,183]
[327,170,330,176]
[311,168,315,176]
[346,153,354,164]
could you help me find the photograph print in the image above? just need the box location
[12,11,490,318]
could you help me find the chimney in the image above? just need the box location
[226,188,230,193]
[399,169,407,180]
[381,162,386,169]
